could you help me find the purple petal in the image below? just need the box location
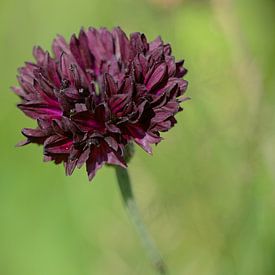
[109,94,130,114]
[52,35,70,58]
[112,27,130,62]
[18,101,62,119]
[72,111,103,132]
[104,74,118,96]
[44,136,73,154]
[134,133,162,154]
[145,63,167,91]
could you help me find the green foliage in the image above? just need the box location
[0,0,274,274]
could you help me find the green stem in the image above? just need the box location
[115,166,167,275]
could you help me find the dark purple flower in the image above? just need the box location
[13,27,188,180]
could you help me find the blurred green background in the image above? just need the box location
[0,0,274,274]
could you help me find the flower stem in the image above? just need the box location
[115,166,167,274]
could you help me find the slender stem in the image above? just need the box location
[115,166,167,274]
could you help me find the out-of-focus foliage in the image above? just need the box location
[0,0,274,274]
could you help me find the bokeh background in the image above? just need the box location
[0,0,274,274]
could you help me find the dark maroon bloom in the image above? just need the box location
[13,27,188,180]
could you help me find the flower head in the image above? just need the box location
[13,27,188,180]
